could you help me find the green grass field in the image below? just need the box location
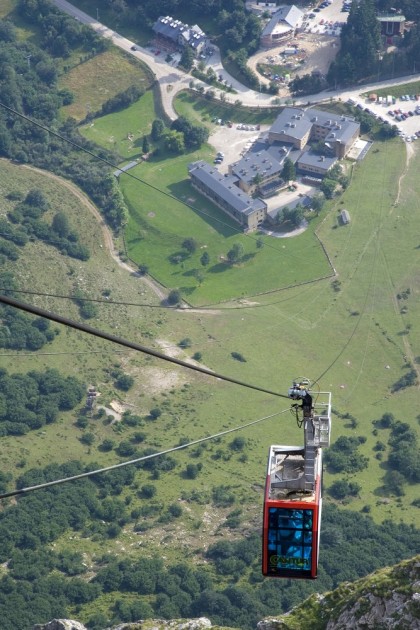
[80,90,155,158]
[174,90,280,126]
[120,154,332,304]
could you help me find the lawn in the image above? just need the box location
[119,153,332,304]
[174,90,281,127]
[80,90,155,158]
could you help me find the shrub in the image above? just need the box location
[168,503,182,518]
[149,408,162,420]
[178,338,192,349]
[139,484,156,499]
[115,374,134,391]
[167,290,181,305]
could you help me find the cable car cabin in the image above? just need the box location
[262,387,331,580]
[262,445,322,579]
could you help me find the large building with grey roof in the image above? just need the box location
[261,5,304,48]
[229,149,284,195]
[268,107,360,158]
[152,16,208,55]
[188,161,267,232]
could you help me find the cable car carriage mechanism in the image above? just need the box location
[262,378,332,580]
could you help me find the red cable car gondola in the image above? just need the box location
[262,380,331,580]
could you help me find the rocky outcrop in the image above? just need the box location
[33,618,215,630]
[32,556,420,630]
[257,555,420,629]
[33,621,88,630]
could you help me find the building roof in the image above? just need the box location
[269,107,312,140]
[230,149,283,186]
[152,16,207,49]
[270,107,359,146]
[262,5,304,37]
[297,151,337,172]
[188,161,266,216]
[310,109,360,145]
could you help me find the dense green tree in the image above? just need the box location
[320,178,337,199]
[329,0,381,84]
[151,118,165,141]
[149,407,162,420]
[226,242,244,263]
[142,135,150,154]
[167,289,181,305]
[171,116,209,149]
[51,212,70,238]
[200,251,210,266]
[281,158,296,182]
[164,130,185,153]
[182,237,198,254]
[115,373,134,391]
[311,192,325,213]
[180,45,195,71]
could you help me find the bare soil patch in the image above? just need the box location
[248,32,340,96]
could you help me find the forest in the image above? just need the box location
[0,459,418,629]
[0,3,129,230]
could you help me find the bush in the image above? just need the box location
[99,439,115,452]
[80,432,95,446]
[185,463,202,479]
[168,503,183,518]
[139,484,156,499]
[328,479,361,500]
[178,338,192,349]
[115,374,134,391]
[229,437,246,451]
[231,352,246,362]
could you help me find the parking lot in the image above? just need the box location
[350,92,420,142]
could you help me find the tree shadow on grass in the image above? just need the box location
[182,268,198,277]
[208,262,229,273]
[242,252,256,263]
[168,180,239,238]
[168,251,189,265]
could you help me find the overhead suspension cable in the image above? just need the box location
[0,282,319,312]
[0,408,290,500]
[0,293,291,401]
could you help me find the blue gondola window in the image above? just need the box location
[267,507,313,572]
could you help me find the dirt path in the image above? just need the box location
[394,142,415,208]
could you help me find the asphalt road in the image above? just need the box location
[53,0,420,137]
